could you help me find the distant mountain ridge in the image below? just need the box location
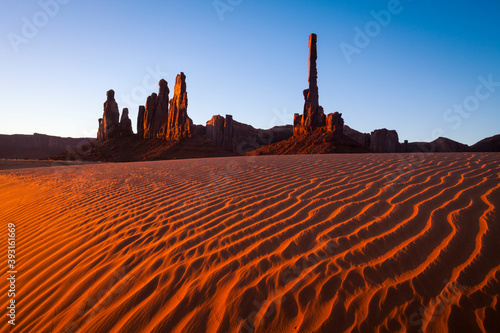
[341,126,500,153]
[470,134,500,152]
[0,133,92,159]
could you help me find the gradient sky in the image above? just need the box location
[1,0,499,145]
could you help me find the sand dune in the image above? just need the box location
[1,153,499,333]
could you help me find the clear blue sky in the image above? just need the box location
[1,0,499,145]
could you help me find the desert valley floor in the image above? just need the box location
[1,153,499,333]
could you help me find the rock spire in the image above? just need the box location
[293,33,344,136]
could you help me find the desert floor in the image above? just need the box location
[1,153,499,333]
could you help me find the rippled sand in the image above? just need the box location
[1,153,499,332]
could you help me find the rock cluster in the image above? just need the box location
[98,90,130,139]
[293,34,344,136]
[143,79,169,138]
[138,73,192,140]
[98,73,193,141]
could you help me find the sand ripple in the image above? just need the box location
[0,153,499,332]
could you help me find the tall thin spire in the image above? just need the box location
[308,33,318,96]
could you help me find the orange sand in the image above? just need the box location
[1,153,499,333]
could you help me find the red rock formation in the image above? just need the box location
[326,112,344,134]
[102,90,120,139]
[119,108,133,137]
[250,130,370,155]
[343,125,371,148]
[370,129,400,153]
[136,76,191,140]
[155,79,170,138]
[223,115,234,151]
[294,34,326,136]
[207,114,293,153]
[142,80,170,138]
[166,72,192,140]
[97,118,104,140]
[206,115,225,147]
[192,124,207,137]
[143,93,158,138]
[137,106,145,137]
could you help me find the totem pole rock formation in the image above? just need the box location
[293,34,344,136]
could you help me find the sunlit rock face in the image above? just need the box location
[137,74,191,141]
[326,112,344,134]
[166,72,192,140]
